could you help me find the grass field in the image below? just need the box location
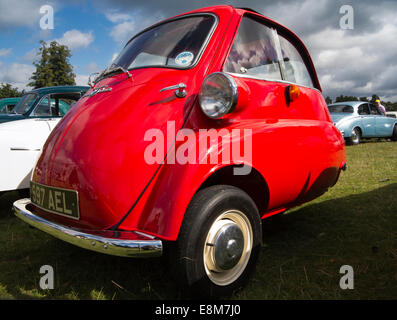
[0,140,396,300]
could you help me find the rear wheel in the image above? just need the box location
[391,125,397,141]
[346,127,361,145]
[169,185,262,297]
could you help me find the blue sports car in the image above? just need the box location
[328,101,397,145]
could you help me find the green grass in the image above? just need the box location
[1,140,396,299]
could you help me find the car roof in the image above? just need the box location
[26,85,90,95]
[0,97,20,102]
[329,101,371,107]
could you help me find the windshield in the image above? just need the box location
[328,105,354,113]
[13,93,38,114]
[110,15,215,73]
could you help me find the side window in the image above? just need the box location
[224,16,282,80]
[358,103,370,115]
[278,35,313,88]
[7,104,16,111]
[369,104,381,115]
[33,96,51,116]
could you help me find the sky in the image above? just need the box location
[0,0,396,101]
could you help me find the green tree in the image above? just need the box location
[359,96,369,102]
[325,96,333,104]
[0,83,25,99]
[335,95,358,102]
[28,40,75,89]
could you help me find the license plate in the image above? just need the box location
[30,181,80,220]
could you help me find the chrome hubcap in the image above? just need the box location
[352,129,359,143]
[214,223,244,270]
[203,210,253,286]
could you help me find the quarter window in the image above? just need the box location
[278,35,314,88]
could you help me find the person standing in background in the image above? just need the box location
[376,99,386,115]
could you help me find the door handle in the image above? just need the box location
[160,83,187,98]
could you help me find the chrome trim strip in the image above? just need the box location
[225,72,321,94]
[13,199,163,258]
[10,148,41,151]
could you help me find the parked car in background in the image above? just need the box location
[329,101,397,145]
[0,86,89,193]
[14,6,346,296]
[0,86,89,124]
[0,97,20,114]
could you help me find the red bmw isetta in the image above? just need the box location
[14,6,346,296]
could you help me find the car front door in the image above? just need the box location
[358,103,375,137]
[369,103,392,137]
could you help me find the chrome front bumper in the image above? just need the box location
[13,199,162,258]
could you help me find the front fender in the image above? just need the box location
[116,128,253,240]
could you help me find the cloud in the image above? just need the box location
[0,0,43,29]
[105,11,132,23]
[104,7,164,44]
[0,48,12,57]
[22,48,39,62]
[75,74,89,86]
[109,20,137,44]
[53,29,94,50]
[0,62,35,90]
[84,62,101,73]
[306,22,397,99]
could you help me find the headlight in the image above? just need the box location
[199,72,238,119]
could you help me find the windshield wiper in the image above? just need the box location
[94,63,132,84]
[104,65,132,78]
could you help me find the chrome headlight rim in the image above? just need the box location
[199,72,239,119]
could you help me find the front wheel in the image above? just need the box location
[169,185,262,297]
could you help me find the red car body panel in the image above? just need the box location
[31,5,346,241]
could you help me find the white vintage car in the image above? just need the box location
[0,118,61,193]
[0,86,89,193]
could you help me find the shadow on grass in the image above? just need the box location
[0,184,396,299]
[251,182,397,299]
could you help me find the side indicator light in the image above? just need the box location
[285,84,300,106]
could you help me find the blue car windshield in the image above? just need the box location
[13,93,38,114]
[328,105,354,113]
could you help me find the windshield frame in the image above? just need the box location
[96,13,219,82]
